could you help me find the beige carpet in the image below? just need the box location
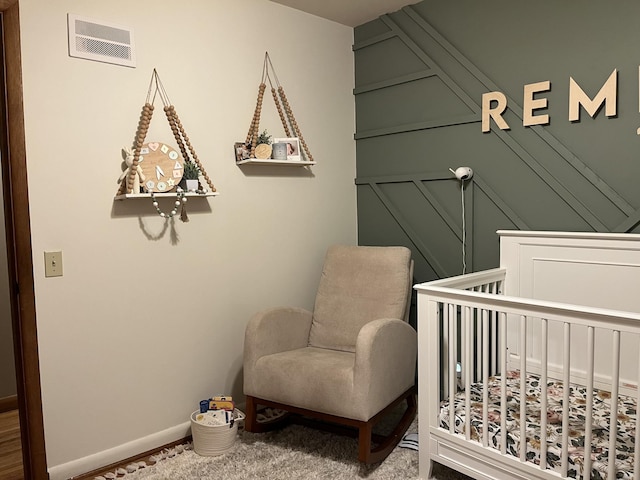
[109,418,472,480]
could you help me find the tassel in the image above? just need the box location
[180,203,189,222]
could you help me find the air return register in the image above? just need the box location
[67,14,136,67]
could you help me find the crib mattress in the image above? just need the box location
[438,371,636,480]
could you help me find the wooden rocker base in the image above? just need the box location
[244,386,417,464]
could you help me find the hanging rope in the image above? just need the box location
[244,52,314,162]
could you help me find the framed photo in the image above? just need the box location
[274,137,301,162]
[234,142,251,162]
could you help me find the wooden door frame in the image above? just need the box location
[0,0,48,478]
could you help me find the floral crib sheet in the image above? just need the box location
[438,371,636,480]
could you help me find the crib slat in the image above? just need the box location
[442,303,449,400]
[470,309,476,385]
[492,313,498,378]
[460,303,466,398]
[448,303,456,435]
[482,309,489,448]
[583,326,595,480]
[561,322,570,477]
[476,302,482,383]
[464,306,472,441]
[540,318,548,471]
[500,311,507,455]
[519,315,527,463]
[489,282,498,375]
[608,330,620,480]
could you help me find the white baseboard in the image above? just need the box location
[48,420,191,480]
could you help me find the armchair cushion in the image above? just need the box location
[247,346,355,418]
[308,245,412,352]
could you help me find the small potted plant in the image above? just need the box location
[254,129,272,159]
[182,161,201,192]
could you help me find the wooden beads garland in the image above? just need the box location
[246,83,266,158]
[121,103,154,195]
[278,86,313,163]
[164,105,191,171]
[164,105,216,193]
[271,87,291,138]
[245,83,265,145]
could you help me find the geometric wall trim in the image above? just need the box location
[355,3,640,283]
[399,7,635,230]
[356,171,529,280]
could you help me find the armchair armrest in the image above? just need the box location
[245,306,313,357]
[353,319,417,419]
[244,307,313,394]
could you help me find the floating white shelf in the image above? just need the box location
[236,158,316,166]
[114,191,219,201]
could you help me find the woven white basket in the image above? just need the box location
[190,408,245,456]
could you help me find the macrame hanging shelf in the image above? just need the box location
[242,52,315,165]
[115,69,218,201]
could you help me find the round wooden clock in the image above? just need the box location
[138,142,184,193]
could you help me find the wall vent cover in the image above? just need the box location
[67,14,136,68]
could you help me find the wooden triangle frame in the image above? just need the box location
[244,52,314,162]
[117,69,217,196]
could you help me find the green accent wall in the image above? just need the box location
[354,0,640,284]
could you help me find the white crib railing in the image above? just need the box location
[423,268,506,397]
[416,270,640,480]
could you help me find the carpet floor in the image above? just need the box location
[113,417,472,480]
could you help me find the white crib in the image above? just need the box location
[415,230,640,480]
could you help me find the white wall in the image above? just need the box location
[18,1,356,477]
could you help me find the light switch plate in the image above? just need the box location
[44,251,63,277]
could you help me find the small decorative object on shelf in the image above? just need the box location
[274,137,301,162]
[254,129,272,159]
[116,69,218,221]
[182,160,201,192]
[118,147,145,194]
[271,141,287,160]
[236,52,315,166]
[137,142,184,193]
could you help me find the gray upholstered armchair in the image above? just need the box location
[243,244,417,463]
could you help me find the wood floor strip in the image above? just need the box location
[0,409,23,480]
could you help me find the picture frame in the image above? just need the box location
[273,137,301,162]
[234,142,251,162]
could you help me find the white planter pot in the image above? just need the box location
[184,179,199,192]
